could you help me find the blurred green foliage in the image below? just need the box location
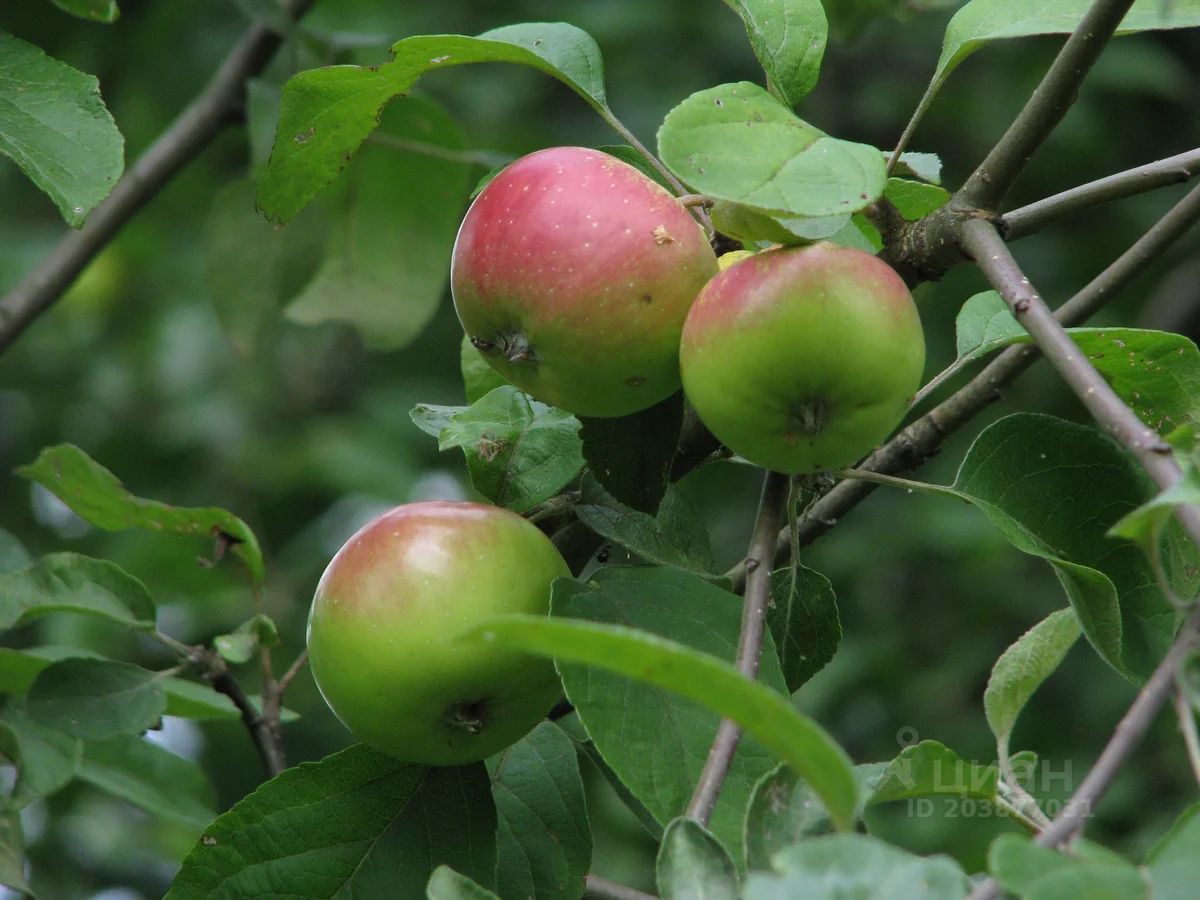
[0,0,1198,895]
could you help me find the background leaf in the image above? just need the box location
[579,393,683,514]
[904,0,1200,151]
[48,0,119,23]
[284,97,472,349]
[166,745,497,898]
[427,866,501,899]
[0,554,155,631]
[0,812,31,898]
[486,722,592,900]
[18,444,264,584]
[656,818,738,900]
[27,659,165,740]
[574,476,718,575]
[743,834,970,899]
[0,701,81,808]
[79,734,216,830]
[0,32,123,226]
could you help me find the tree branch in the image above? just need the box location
[686,470,789,825]
[0,0,316,353]
[958,0,1138,210]
[211,666,288,778]
[730,180,1200,591]
[1001,147,1200,240]
[968,605,1200,900]
[958,218,1200,543]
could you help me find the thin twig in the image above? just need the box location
[968,606,1200,900]
[959,0,1138,210]
[278,648,310,692]
[676,193,715,208]
[211,667,288,777]
[1174,674,1200,788]
[583,875,658,900]
[686,470,789,825]
[0,0,316,353]
[958,218,1200,544]
[729,180,1200,591]
[1001,147,1200,239]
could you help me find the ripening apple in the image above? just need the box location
[306,501,569,766]
[451,146,718,418]
[680,243,925,474]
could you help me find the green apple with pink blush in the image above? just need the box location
[306,501,569,766]
[452,146,718,418]
[680,243,925,474]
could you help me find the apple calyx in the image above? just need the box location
[447,698,487,735]
[471,330,536,366]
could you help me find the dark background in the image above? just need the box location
[1,0,1199,895]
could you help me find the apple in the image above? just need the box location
[680,243,925,474]
[451,146,718,418]
[306,501,570,765]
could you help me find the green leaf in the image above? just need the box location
[18,444,264,584]
[48,0,119,22]
[0,646,270,722]
[0,700,82,808]
[656,818,738,900]
[1146,801,1200,899]
[214,614,280,665]
[869,740,1000,805]
[461,334,510,403]
[259,23,611,222]
[579,393,683,514]
[0,531,30,576]
[955,295,1200,446]
[884,177,950,220]
[989,833,1147,900]
[202,180,295,355]
[574,475,718,575]
[984,609,1082,754]
[951,413,1179,682]
[79,734,217,830]
[166,745,497,898]
[0,32,123,227]
[743,834,970,899]
[0,812,31,898]
[412,386,584,513]
[890,151,943,184]
[464,607,858,835]
[427,866,502,900]
[285,96,472,350]
[28,659,166,740]
[719,0,828,105]
[487,722,591,900]
[955,290,1027,361]
[550,568,783,857]
[1109,462,1200,556]
[658,81,887,218]
[744,763,886,869]
[0,554,155,631]
[906,1,1200,154]
[767,566,841,692]
[708,201,852,247]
